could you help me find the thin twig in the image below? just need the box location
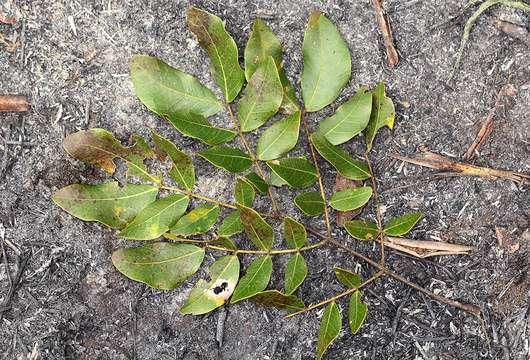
[373,0,399,67]
[364,152,385,265]
[225,103,279,212]
[0,95,29,113]
[285,270,385,318]
[302,111,332,237]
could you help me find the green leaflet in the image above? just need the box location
[130,54,222,118]
[251,290,305,312]
[52,182,158,229]
[317,88,372,145]
[163,112,236,146]
[244,18,299,114]
[302,11,351,112]
[238,205,274,250]
[348,290,368,335]
[365,82,395,151]
[311,132,370,180]
[244,172,269,193]
[180,255,240,315]
[171,204,220,236]
[152,131,195,190]
[256,111,301,161]
[329,187,373,211]
[112,242,204,290]
[119,194,189,240]
[187,7,245,102]
[294,191,325,216]
[210,237,238,251]
[266,157,317,188]
[218,210,244,237]
[63,128,159,184]
[269,169,288,187]
[383,212,423,237]
[333,267,362,289]
[283,217,307,249]
[284,253,307,295]
[238,56,283,132]
[231,255,273,303]
[234,177,255,207]
[316,302,342,360]
[198,146,252,173]
[344,220,379,240]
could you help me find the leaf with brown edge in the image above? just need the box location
[52,182,158,229]
[250,290,305,312]
[112,242,204,290]
[64,128,159,183]
[333,174,363,226]
[187,7,245,102]
[238,204,274,250]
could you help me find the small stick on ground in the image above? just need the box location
[392,150,529,184]
[464,84,517,160]
[216,307,227,348]
[0,95,29,113]
[373,0,399,67]
[495,19,530,46]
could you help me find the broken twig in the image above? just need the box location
[464,84,517,160]
[373,0,399,67]
[393,150,529,184]
[0,95,29,112]
[383,236,474,258]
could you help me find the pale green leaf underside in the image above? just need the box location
[238,56,283,132]
[52,182,158,229]
[256,111,301,161]
[130,54,222,118]
[317,302,342,360]
[344,220,379,240]
[317,88,372,145]
[112,242,204,290]
[302,11,351,112]
[329,187,373,211]
[187,7,245,102]
[180,255,240,315]
[218,210,244,237]
[120,194,190,240]
[283,217,307,249]
[231,255,273,303]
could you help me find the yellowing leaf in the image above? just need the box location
[130,54,222,118]
[238,56,283,132]
[256,111,301,161]
[231,255,273,303]
[119,194,189,240]
[171,204,220,236]
[152,131,195,191]
[302,11,351,112]
[187,7,245,102]
[365,82,395,151]
[180,255,240,315]
[238,205,274,250]
[52,182,158,229]
[63,128,159,183]
[112,242,204,290]
[317,302,342,360]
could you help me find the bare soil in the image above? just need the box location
[1,0,529,359]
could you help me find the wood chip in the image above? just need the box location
[0,95,29,113]
[373,0,399,67]
[495,226,520,253]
